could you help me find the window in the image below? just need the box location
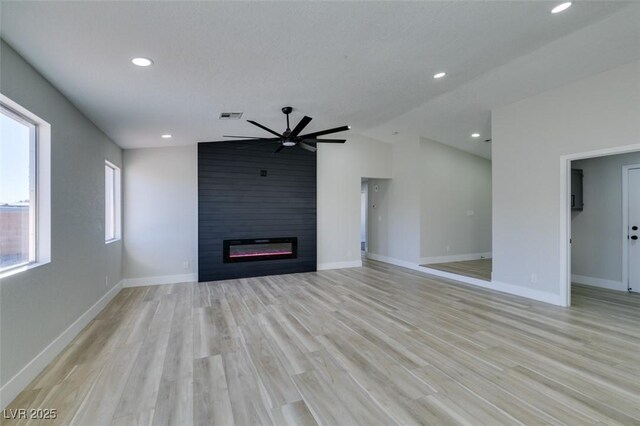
[105,161,121,242]
[0,95,50,275]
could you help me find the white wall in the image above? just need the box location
[317,134,393,269]
[571,151,640,291]
[365,137,492,266]
[364,137,422,264]
[1,41,123,405]
[123,145,198,285]
[387,137,423,263]
[492,61,640,305]
[121,135,393,277]
[420,138,492,262]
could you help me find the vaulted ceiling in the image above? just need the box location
[1,1,638,158]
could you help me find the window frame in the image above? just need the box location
[105,160,121,243]
[0,105,37,271]
[0,94,51,278]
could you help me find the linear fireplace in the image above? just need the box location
[223,237,298,263]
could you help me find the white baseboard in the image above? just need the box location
[572,274,626,291]
[366,252,561,306]
[482,280,561,306]
[366,253,419,270]
[0,281,123,409]
[420,252,492,265]
[317,260,362,271]
[122,273,198,288]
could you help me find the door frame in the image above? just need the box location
[360,187,368,252]
[560,144,640,307]
[622,164,640,292]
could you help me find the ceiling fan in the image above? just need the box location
[203,106,350,153]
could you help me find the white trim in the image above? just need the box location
[560,156,571,307]
[571,274,626,292]
[105,160,121,243]
[622,164,640,292]
[317,260,362,271]
[366,252,417,270]
[0,281,123,409]
[486,280,562,306]
[367,252,561,306]
[0,260,49,280]
[0,93,51,271]
[122,273,198,288]
[420,252,492,265]
[560,144,640,308]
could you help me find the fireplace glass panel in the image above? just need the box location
[223,238,297,263]
[229,242,293,258]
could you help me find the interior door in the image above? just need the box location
[628,167,640,292]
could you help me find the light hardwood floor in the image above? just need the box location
[423,258,492,281]
[5,260,640,425]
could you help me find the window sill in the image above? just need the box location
[105,238,121,245]
[0,261,50,280]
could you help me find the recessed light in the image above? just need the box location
[132,57,153,67]
[471,133,481,138]
[433,72,446,79]
[161,134,172,139]
[551,2,572,14]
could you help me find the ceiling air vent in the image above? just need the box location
[219,112,243,120]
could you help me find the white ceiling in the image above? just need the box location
[1,1,638,157]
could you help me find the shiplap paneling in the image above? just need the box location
[198,141,317,281]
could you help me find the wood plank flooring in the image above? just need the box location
[4,260,640,425]
[423,258,492,281]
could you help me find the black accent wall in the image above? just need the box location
[198,141,317,281]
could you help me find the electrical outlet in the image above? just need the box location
[531,273,538,284]
[182,260,190,270]
[105,276,109,287]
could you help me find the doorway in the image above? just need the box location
[360,179,368,253]
[562,147,640,306]
[623,164,640,293]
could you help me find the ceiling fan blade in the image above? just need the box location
[289,116,312,138]
[273,145,285,154]
[300,125,350,139]
[247,120,283,138]
[298,142,317,153]
[302,138,346,144]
